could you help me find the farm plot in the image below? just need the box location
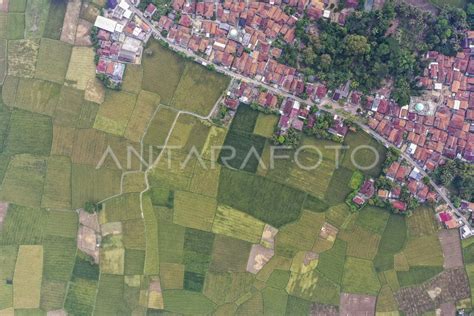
[275,211,325,258]
[373,214,407,272]
[13,78,61,115]
[0,39,6,82]
[8,0,27,12]
[209,235,252,273]
[53,85,84,126]
[59,0,80,44]
[162,290,217,315]
[160,263,185,290]
[173,191,217,232]
[40,280,67,312]
[157,210,185,265]
[324,167,354,206]
[44,210,77,238]
[94,274,127,314]
[212,204,265,243]
[41,156,71,209]
[342,131,387,177]
[142,195,159,275]
[42,235,76,282]
[189,163,221,197]
[339,225,381,260]
[71,164,121,209]
[64,277,98,315]
[70,128,108,166]
[122,64,143,94]
[7,13,25,39]
[7,39,39,77]
[94,91,137,136]
[0,15,6,39]
[102,193,142,222]
[50,125,74,157]
[13,245,43,308]
[218,167,307,227]
[183,228,214,278]
[229,104,260,133]
[355,206,390,234]
[406,205,438,237]
[35,38,71,83]
[317,238,347,285]
[65,46,96,90]
[77,101,99,128]
[0,204,46,245]
[0,154,47,208]
[124,249,145,275]
[24,0,50,38]
[342,257,380,295]
[171,63,230,116]
[397,266,443,287]
[142,41,186,104]
[42,0,67,39]
[253,113,278,138]
[122,219,145,250]
[142,105,177,148]
[124,90,159,142]
[5,110,52,155]
[402,234,444,267]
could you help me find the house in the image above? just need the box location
[359,179,375,198]
[328,115,348,138]
[352,195,366,206]
[94,16,118,33]
[144,3,157,18]
[391,200,407,212]
[378,189,389,199]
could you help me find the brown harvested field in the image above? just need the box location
[0,201,8,229]
[77,225,99,263]
[339,293,376,316]
[395,268,470,316]
[0,0,8,12]
[438,229,463,269]
[60,0,80,44]
[310,303,338,316]
[74,19,92,46]
[51,125,75,156]
[65,46,96,90]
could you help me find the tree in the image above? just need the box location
[345,34,371,55]
[84,201,102,214]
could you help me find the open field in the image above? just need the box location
[5,110,52,155]
[253,113,278,137]
[24,0,50,38]
[342,257,380,295]
[142,41,186,104]
[65,46,96,90]
[174,191,217,232]
[0,154,47,208]
[13,245,43,308]
[13,78,60,115]
[43,0,67,39]
[342,131,387,177]
[374,214,407,272]
[212,204,265,243]
[8,39,39,77]
[171,63,230,116]
[7,13,25,40]
[54,85,84,126]
[124,90,159,142]
[94,91,137,136]
[35,38,71,83]
[41,156,72,209]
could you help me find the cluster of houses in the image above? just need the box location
[93,0,152,84]
[367,32,474,176]
[150,0,360,95]
[352,178,375,207]
[223,80,349,138]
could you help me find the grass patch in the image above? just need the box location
[7,13,25,39]
[162,290,217,315]
[211,204,265,243]
[0,155,47,208]
[24,0,50,38]
[142,41,186,104]
[262,287,288,315]
[324,167,354,206]
[40,280,67,312]
[5,110,52,155]
[230,104,259,133]
[253,112,278,138]
[8,0,27,12]
[374,214,407,272]
[342,131,386,177]
[340,225,381,260]
[303,195,330,212]
[342,256,380,295]
[171,62,230,116]
[142,195,159,275]
[0,205,46,245]
[157,207,185,264]
[326,203,352,228]
[218,168,306,227]
[122,64,143,94]
[13,245,43,308]
[54,86,84,126]
[286,295,312,316]
[35,38,71,83]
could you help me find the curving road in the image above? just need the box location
[129,2,462,217]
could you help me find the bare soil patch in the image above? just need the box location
[438,229,463,269]
[0,201,9,230]
[0,0,8,12]
[339,293,377,316]
[310,303,338,316]
[84,78,105,104]
[246,244,274,274]
[74,18,92,46]
[60,0,81,44]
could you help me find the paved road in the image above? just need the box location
[130,3,461,217]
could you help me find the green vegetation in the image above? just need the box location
[397,266,443,287]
